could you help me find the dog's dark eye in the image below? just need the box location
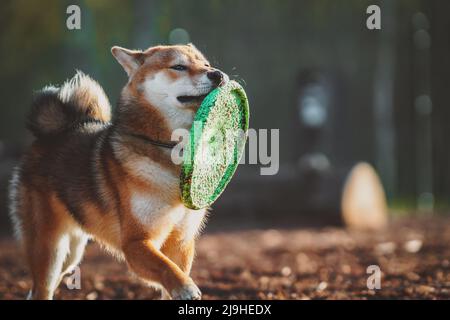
[170,64,188,71]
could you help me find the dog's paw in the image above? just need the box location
[171,283,202,300]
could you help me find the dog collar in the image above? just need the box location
[127,132,177,149]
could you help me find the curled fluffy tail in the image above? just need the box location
[27,71,111,137]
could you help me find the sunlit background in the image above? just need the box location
[1,0,449,234]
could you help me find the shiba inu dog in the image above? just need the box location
[9,44,229,300]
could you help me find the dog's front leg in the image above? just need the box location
[161,233,195,275]
[122,239,201,300]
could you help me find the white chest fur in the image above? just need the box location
[113,137,207,247]
[130,191,207,248]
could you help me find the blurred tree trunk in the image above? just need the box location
[373,0,397,200]
[412,6,433,212]
[429,0,450,205]
[133,0,161,48]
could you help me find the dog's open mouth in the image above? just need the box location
[177,94,208,104]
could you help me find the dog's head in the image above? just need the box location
[112,44,228,132]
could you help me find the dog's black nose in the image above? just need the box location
[207,70,224,86]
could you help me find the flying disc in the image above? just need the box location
[180,80,249,210]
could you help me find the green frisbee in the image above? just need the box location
[180,80,250,210]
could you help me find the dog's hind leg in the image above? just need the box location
[27,230,70,300]
[58,231,89,285]
[20,191,72,300]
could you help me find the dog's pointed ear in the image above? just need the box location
[187,43,198,50]
[186,43,207,61]
[111,46,144,77]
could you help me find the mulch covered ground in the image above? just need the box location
[0,217,449,300]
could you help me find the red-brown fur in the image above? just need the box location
[9,44,227,300]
